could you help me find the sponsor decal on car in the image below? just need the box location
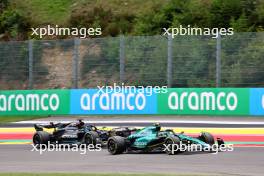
[61,134,78,138]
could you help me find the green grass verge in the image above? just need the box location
[11,0,167,26]
[0,116,46,123]
[12,0,73,25]
[0,174,212,176]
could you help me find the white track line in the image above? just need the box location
[13,120,264,125]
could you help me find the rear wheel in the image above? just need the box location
[84,131,100,145]
[32,131,50,147]
[200,132,215,146]
[164,136,181,155]
[107,136,126,155]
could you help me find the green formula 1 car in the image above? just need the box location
[107,123,225,155]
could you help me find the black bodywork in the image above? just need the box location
[32,120,137,146]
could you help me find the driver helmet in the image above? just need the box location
[154,123,161,131]
[77,119,85,128]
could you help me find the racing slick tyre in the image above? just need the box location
[200,132,215,146]
[84,131,100,145]
[107,136,126,155]
[32,131,50,147]
[164,136,181,155]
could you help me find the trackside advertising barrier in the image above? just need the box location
[158,88,250,115]
[70,89,157,114]
[250,88,264,115]
[0,88,263,116]
[0,90,70,115]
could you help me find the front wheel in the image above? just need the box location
[107,136,126,155]
[199,132,215,146]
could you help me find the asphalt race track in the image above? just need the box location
[1,116,264,176]
[0,145,263,176]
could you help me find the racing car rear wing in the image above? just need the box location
[34,123,65,131]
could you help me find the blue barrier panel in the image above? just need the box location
[250,88,264,115]
[70,89,157,114]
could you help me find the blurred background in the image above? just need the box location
[0,0,264,89]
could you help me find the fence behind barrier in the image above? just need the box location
[0,33,264,90]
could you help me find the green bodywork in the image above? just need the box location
[127,125,210,149]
